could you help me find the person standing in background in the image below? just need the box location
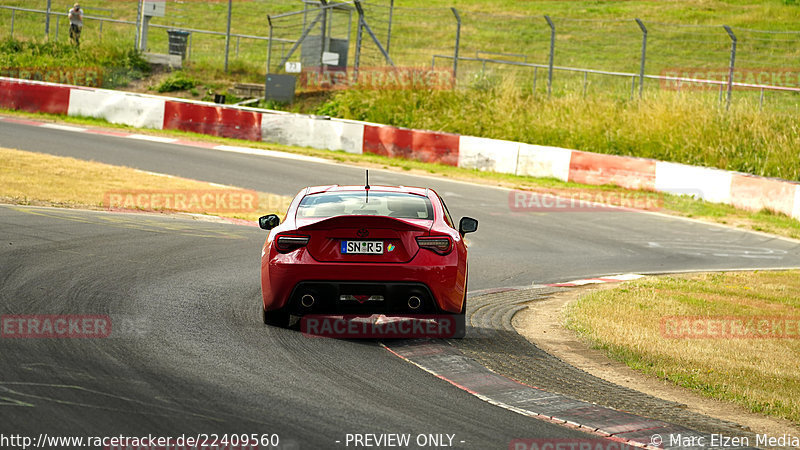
[68,3,83,47]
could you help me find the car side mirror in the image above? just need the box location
[259,214,281,230]
[459,216,478,235]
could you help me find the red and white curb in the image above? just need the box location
[546,273,644,287]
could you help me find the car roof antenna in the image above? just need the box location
[365,170,370,203]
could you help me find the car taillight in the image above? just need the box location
[275,234,309,253]
[416,236,452,255]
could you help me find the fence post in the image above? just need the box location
[386,0,394,55]
[723,25,736,110]
[135,0,143,50]
[354,3,364,82]
[45,0,52,38]
[544,15,555,97]
[451,7,461,86]
[266,16,273,73]
[99,19,103,41]
[583,71,588,97]
[635,18,647,99]
[224,0,232,73]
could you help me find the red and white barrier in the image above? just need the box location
[363,124,460,166]
[1,75,798,221]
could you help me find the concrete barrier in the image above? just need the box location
[794,186,800,220]
[654,161,733,204]
[516,144,572,182]
[568,151,657,191]
[458,136,519,174]
[0,78,70,115]
[261,114,364,154]
[730,173,798,217]
[68,88,165,129]
[363,125,459,166]
[163,100,262,141]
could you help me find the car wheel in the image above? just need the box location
[262,305,290,328]
[450,292,467,339]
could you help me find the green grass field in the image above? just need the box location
[566,271,800,423]
[2,1,800,183]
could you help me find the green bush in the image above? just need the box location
[156,71,198,93]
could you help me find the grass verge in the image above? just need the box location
[314,85,800,182]
[565,271,800,423]
[2,107,800,241]
[0,146,290,222]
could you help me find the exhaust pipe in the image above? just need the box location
[407,296,422,311]
[300,294,316,308]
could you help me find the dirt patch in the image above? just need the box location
[512,284,800,439]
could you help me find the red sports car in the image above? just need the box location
[258,184,477,337]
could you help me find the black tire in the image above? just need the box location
[262,304,290,328]
[450,291,467,339]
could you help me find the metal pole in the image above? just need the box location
[635,18,647,99]
[354,5,364,82]
[353,1,394,66]
[224,0,232,73]
[99,20,103,41]
[266,16,273,72]
[265,16,273,100]
[545,15,555,97]
[320,0,328,74]
[236,36,240,57]
[583,71,588,97]
[759,88,764,109]
[451,7,461,86]
[723,25,737,110]
[135,0,143,50]
[45,0,52,38]
[630,76,635,101]
[386,0,394,55]
[533,66,538,92]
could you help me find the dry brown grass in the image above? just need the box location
[0,147,291,221]
[566,271,800,423]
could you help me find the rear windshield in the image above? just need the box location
[297,191,434,220]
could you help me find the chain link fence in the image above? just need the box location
[2,0,800,109]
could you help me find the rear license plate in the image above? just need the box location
[341,240,384,254]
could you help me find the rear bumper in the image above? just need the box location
[261,248,466,314]
[286,281,439,315]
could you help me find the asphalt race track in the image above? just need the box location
[2,119,800,448]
